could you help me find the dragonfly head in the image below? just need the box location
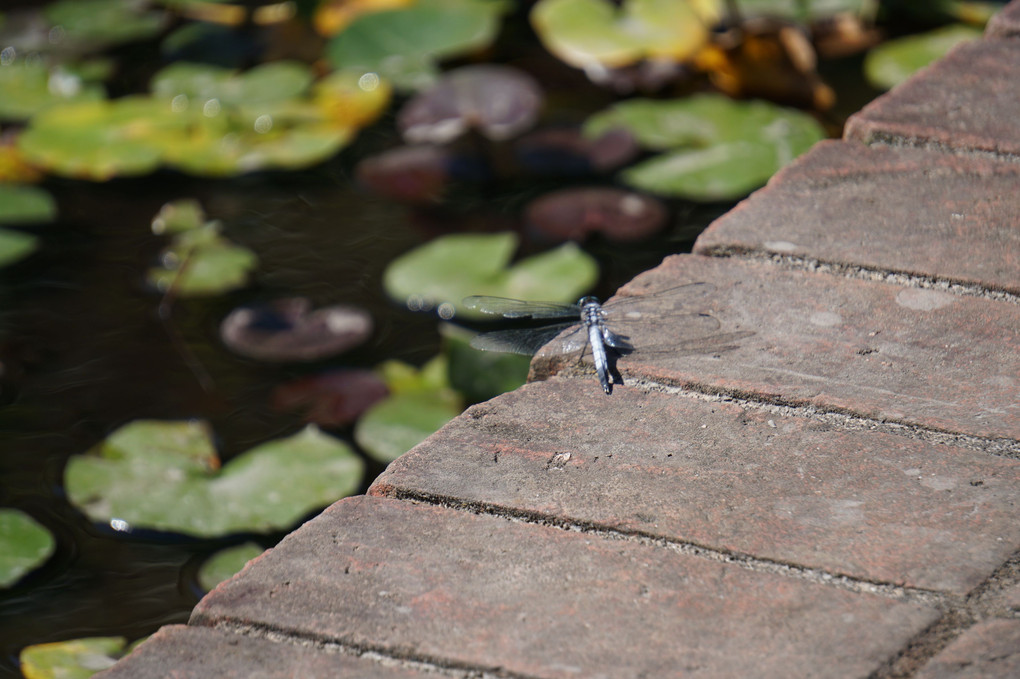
[577,295,601,308]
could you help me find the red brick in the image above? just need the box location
[987,0,1020,38]
[914,619,1020,679]
[95,625,429,678]
[845,40,1020,155]
[192,496,939,679]
[694,141,1020,294]
[530,255,1018,440]
[371,380,1020,594]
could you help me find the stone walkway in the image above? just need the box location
[98,4,1020,678]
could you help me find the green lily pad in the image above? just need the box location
[585,95,825,201]
[864,24,983,91]
[442,323,530,402]
[197,542,264,591]
[0,184,58,225]
[17,97,183,180]
[0,509,56,588]
[19,637,134,679]
[726,0,874,22]
[355,356,461,463]
[151,61,315,107]
[531,0,721,70]
[326,0,507,90]
[45,0,167,48]
[147,222,258,296]
[150,198,208,235]
[0,228,40,268]
[0,60,106,121]
[383,232,598,318]
[64,421,365,537]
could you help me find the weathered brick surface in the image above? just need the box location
[845,40,1020,155]
[914,619,1020,679]
[987,0,1020,38]
[94,625,429,678]
[192,496,939,679]
[694,141,1020,294]
[531,255,1019,440]
[371,380,1020,595]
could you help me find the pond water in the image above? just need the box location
[0,1,899,675]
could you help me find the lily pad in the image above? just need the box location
[585,94,825,200]
[354,145,452,203]
[382,231,598,318]
[514,127,639,175]
[45,0,167,49]
[0,509,56,588]
[272,369,389,427]
[148,223,258,296]
[354,356,461,463]
[0,60,106,121]
[524,187,666,242]
[531,0,722,71]
[442,323,529,402]
[64,421,365,537]
[0,229,40,268]
[0,184,57,225]
[312,69,393,129]
[220,298,373,362]
[150,61,315,108]
[314,0,417,36]
[197,542,264,591]
[397,65,543,144]
[149,198,207,235]
[325,0,507,91]
[864,24,983,91]
[19,637,133,679]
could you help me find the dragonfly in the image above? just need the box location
[463,282,730,395]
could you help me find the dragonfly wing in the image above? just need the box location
[470,322,578,355]
[604,282,715,321]
[463,296,580,320]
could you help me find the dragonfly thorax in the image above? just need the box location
[578,296,605,326]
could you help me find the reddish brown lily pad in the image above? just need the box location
[220,298,372,362]
[397,65,543,144]
[354,145,451,203]
[524,187,667,242]
[515,126,639,174]
[272,369,388,427]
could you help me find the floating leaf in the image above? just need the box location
[314,0,416,36]
[727,0,875,23]
[442,323,529,402]
[0,509,56,588]
[273,369,389,427]
[197,542,264,591]
[524,187,666,242]
[325,0,507,91]
[531,0,721,71]
[382,232,598,318]
[585,94,825,200]
[0,229,40,268]
[312,69,392,129]
[0,60,107,121]
[864,24,983,91]
[147,223,258,296]
[0,184,57,225]
[20,637,129,679]
[149,198,207,235]
[64,421,365,537]
[355,145,452,203]
[397,65,543,144]
[45,0,167,48]
[220,298,373,362]
[151,61,315,107]
[355,356,461,463]
[514,127,639,175]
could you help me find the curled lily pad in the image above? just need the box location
[220,298,373,362]
[19,636,134,678]
[524,187,666,242]
[531,0,721,72]
[64,421,365,537]
[148,222,258,296]
[325,0,507,91]
[864,24,983,91]
[397,65,543,144]
[272,369,389,426]
[197,542,264,591]
[585,94,825,201]
[355,145,452,203]
[382,231,598,318]
[515,127,639,175]
[354,356,461,463]
[0,509,56,588]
